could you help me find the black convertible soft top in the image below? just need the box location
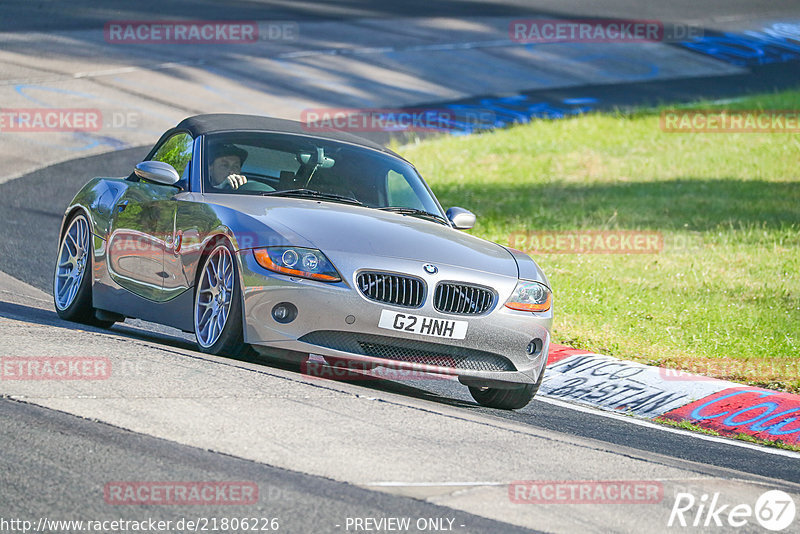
[175,114,395,155]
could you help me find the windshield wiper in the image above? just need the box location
[377,206,448,224]
[260,188,364,206]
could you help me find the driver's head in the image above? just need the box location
[209,144,248,186]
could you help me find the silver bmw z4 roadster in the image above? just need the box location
[54,114,552,409]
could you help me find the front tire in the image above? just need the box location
[194,241,253,358]
[53,213,114,328]
[468,365,545,410]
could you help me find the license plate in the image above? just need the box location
[378,310,467,340]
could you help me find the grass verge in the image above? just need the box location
[654,417,800,452]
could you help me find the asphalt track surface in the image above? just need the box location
[3,1,800,532]
[0,398,534,533]
[1,291,798,532]
[2,288,800,486]
[6,0,800,31]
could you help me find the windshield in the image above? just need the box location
[203,132,443,216]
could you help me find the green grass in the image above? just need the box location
[396,90,800,392]
[654,418,800,452]
[653,418,722,437]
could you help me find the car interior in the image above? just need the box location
[204,133,431,212]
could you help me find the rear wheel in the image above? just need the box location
[194,241,253,358]
[53,213,114,328]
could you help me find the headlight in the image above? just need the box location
[505,280,551,312]
[253,247,341,282]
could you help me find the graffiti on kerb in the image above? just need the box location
[662,388,800,444]
[539,354,699,417]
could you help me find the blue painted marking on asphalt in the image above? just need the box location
[69,131,128,150]
[563,97,598,105]
[6,134,129,152]
[678,22,800,66]
[10,83,135,151]
[15,84,97,106]
[431,96,594,134]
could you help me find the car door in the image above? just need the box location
[159,134,218,300]
[165,200,223,299]
[107,132,193,301]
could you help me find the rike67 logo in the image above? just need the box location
[669,490,796,531]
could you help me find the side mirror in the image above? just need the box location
[446,207,476,230]
[134,161,180,186]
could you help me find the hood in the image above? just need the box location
[209,195,518,277]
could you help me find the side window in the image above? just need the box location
[152,132,193,178]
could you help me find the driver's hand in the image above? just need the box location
[226,174,247,189]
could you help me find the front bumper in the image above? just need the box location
[237,250,553,387]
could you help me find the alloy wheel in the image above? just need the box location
[195,245,235,347]
[54,215,90,311]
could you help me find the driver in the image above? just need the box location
[209,144,249,190]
